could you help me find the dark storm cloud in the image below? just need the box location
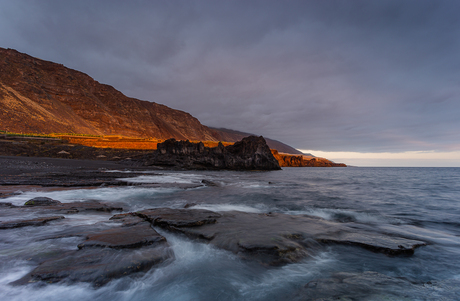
[1,0,459,152]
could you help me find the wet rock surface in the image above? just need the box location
[136,136,281,170]
[8,209,173,286]
[78,214,166,249]
[0,184,428,287]
[135,208,427,265]
[137,208,222,228]
[0,197,428,287]
[24,197,61,206]
[15,245,173,287]
[0,215,64,229]
[292,271,460,301]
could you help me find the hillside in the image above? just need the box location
[0,48,345,166]
[0,48,218,141]
[210,127,304,155]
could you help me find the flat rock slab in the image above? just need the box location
[139,208,427,265]
[17,200,122,214]
[13,212,173,286]
[137,208,222,228]
[78,215,165,249]
[31,201,124,214]
[15,245,173,287]
[0,216,64,229]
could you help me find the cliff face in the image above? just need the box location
[138,136,281,170]
[0,48,219,141]
[271,150,346,167]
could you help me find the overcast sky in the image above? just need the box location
[1,0,459,165]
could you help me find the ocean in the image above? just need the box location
[1,167,459,300]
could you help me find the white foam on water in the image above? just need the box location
[0,280,96,301]
[235,252,337,300]
[62,213,114,226]
[2,186,178,207]
[119,173,204,184]
[191,203,266,213]
[283,207,398,225]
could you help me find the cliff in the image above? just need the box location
[137,135,281,170]
[271,150,346,167]
[0,48,346,167]
[0,48,218,141]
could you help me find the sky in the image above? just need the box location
[0,0,459,166]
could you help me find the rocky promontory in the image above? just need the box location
[135,135,281,170]
[271,149,347,167]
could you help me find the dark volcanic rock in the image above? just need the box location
[15,246,173,287]
[138,136,281,171]
[137,208,222,228]
[24,197,61,206]
[201,179,220,187]
[0,200,123,221]
[14,212,173,286]
[0,216,64,229]
[139,208,426,265]
[27,200,123,214]
[78,214,165,249]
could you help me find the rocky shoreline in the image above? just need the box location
[0,149,435,298]
[1,196,426,287]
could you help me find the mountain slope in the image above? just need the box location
[0,48,218,141]
[210,127,303,155]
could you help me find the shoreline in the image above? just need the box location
[0,155,128,176]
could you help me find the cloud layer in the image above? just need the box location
[1,0,459,152]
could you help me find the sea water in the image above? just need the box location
[1,167,460,300]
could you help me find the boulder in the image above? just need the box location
[24,197,61,206]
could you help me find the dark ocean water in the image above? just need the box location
[1,167,460,300]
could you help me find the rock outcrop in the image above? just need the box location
[271,149,347,167]
[0,216,64,229]
[138,135,281,170]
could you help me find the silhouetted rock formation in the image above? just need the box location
[138,135,281,170]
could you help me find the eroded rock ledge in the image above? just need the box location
[1,201,427,286]
[135,135,281,170]
[136,208,426,265]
